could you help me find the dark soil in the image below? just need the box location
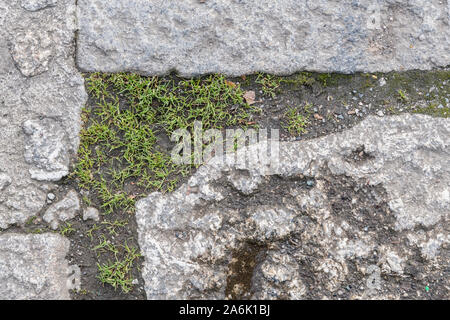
[236,70,449,141]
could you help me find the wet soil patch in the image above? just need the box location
[225,242,268,300]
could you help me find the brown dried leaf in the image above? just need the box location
[243,90,256,105]
[225,80,236,88]
[314,113,323,120]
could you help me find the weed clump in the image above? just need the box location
[95,239,141,294]
[74,73,260,214]
[283,103,312,135]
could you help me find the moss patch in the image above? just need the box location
[412,103,449,118]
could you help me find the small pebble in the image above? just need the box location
[83,207,100,222]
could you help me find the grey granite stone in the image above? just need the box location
[23,118,70,181]
[136,114,450,299]
[21,0,58,12]
[0,0,87,229]
[43,190,80,230]
[77,0,450,76]
[0,233,78,300]
[0,173,12,191]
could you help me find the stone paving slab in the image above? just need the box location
[77,0,450,76]
[0,0,86,228]
[0,233,78,300]
[136,114,450,299]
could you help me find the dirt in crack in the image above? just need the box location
[48,69,448,299]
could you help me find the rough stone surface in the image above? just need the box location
[0,233,76,299]
[23,119,70,181]
[43,190,80,230]
[83,207,100,222]
[21,0,58,12]
[77,0,450,76]
[0,1,87,229]
[136,114,450,299]
[0,173,12,191]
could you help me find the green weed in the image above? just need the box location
[96,241,141,293]
[283,104,312,135]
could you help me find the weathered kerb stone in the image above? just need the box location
[136,114,450,299]
[77,0,450,76]
[0,0,86,228]
[0,233,77,300]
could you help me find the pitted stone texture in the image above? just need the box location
[0,1,87,228]
[43,190,80,230]
[21,0,58,12]
[252,252,307,300]
[77,0,450,76]
[23,118,70,181]
[136,114,450,299]
[0,233,73,300]
[0,173,12,191]
[9,29,54,77]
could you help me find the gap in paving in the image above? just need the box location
[49,69,449,299]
